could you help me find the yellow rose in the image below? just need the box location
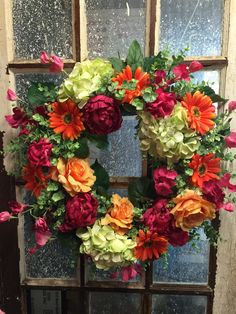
[56,157,96,196]
[170,190,216,231]
[101,194,134,235]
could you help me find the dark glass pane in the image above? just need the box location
[30,290,62,314]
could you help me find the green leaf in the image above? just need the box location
[131,98,144,110]
[109,57,126,72]
[27,82,58,105]
[52,191,65,202]
[200,86,227,104]
[91,159,109,191]
[87,133,109,149]
[126,40,144,72]
[75,137,89,158]
[128,177,155,207]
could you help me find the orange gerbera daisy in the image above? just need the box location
[112,65,150,104]
[23,164,49,197]
[189,153,221,188]
[134,230,168,261]
[181,91,216,135]
[48,99,85,140]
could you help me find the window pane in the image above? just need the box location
[13,0,73,59]
[159,0,224,56]
[153,230,209,284]
[86,0,146,58]
[89,116,142,177]
[89,292,142,314]
[152,295,207,314]
[30,290,62,314]
[192,71,220,93]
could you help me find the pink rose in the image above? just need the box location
[82,95,122,135]
[59,192,98,232]
[202,180,225,209]
[9,201,27,215]
[40,51,50,64]
[223,202,235,212]
[153,167,177,197]
[228,100,236,112]
[6,88,17,101]
[121,264,142,281]
[154,70,166,85]
[0,211,11,223]
[49,55,64,72]
[225,132,236,148]
[27,138,53,167]
[5,107,29,128]
[146,88,176,119]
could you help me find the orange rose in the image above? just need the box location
[170,190,216,231]
[101,194,134,235]
[56,157,96,196]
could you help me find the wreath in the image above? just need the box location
[2,41,236,281]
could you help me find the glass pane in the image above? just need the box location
[89,116,142,177]
[159,0,224,56]
[152,295,207,314]
[30,290,62,314]
[108,188,128,197]
[86,0,146,58]
[89,292,142,314]
[13,0,73,59]
[153,230,209,284]
[192,71,220,93]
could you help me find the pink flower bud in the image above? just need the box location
[225,132,236,148]
[223,202,235,212]
[189,61,203,73]
[0,309,6,314]
[6,88,17,101]
[0,211,11,223]
[228,100,236,112]
[40,51,50,64]
[49,55,64,72]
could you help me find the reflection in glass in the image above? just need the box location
[86,0,146,58]
[159,0,224,56]
[13,0,73,59]
[152,295,207,314]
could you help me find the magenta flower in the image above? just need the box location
[202,180,225,209]
[153,167,177,197]
[168,221,189,247]
[225,132,236,148]
[146,88,176,119]
[154,70,166,85]
[8,200,27,215]
[0,211,11,223]
[188,61,204,73]
[27,138,53,167]
[219,173,236,192]
[40,51,50,64]
[121,264,142,281]
[29,218,52,254]
[49,55,64,72]
[228,100,236,112]
[223,202,235,212]
[5,107,29,128]
[6,88,17,101]
[172,61,203,81]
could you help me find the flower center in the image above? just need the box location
[198,164,207,176]
[64,113,72,124]
[144,240,153,247]
[192,107,200,117]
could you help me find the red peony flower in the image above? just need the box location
[23,164,49,197]
[8,201,27,215]
[82,95,122,135]
[134,230,168,261]
[59,192,98,232]
[202,180,225,209]
[27,138,53,167]
[225,132,236,148]
[154,70,166,85]
[146,88,176,118]
[167,220,189,247]
[189,153,221,188]
[5,107,29,128]
[153,167,177,197]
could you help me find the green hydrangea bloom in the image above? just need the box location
[58,58,115,107]
[77,221,136,270]
[138,103,199,163]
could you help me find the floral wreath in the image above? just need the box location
[2,41,236,281]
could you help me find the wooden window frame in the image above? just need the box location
[1,0,231,313]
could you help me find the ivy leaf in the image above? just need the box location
[126,40,144,72]
[131,98,144,110]
[109,57,126,72]
[27,82,58,105]
[75,137,89,158]
[91,159,109,191]
[128,177,155,207]
[52,191,65,203]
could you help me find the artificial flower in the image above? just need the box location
[172,61,203,81]
[58,58,114,105]
[134,230,168,261]
[77,221,136,270]
[154,70,166,85]
[167,222,189,247]
[222,202,235,212]
[49,55,64,72]
[5,107,29,128]
[48,99,85,140]
[29,217,52,254]
[225,132,236,148]
[153,167,177,196]
[219,173,236,192]
[171,190,216,231]
[27,138,53,167]
[181,91,216,135]
[0,211,11,223]
[188,153,221,188]
[56,157,96,196]
[59,193,98,232]
[8,201,27,215]
[82,95,122,135]
[228,100,236,112]
[40,51,50,64]
[112,65,150,104]
[202,180,225,209]
[6,88,17,101]
[35,105,48,117]
[146,88,176,118]
[121,264,142,281]
[101,194,134,235]
[23,164,49,197]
